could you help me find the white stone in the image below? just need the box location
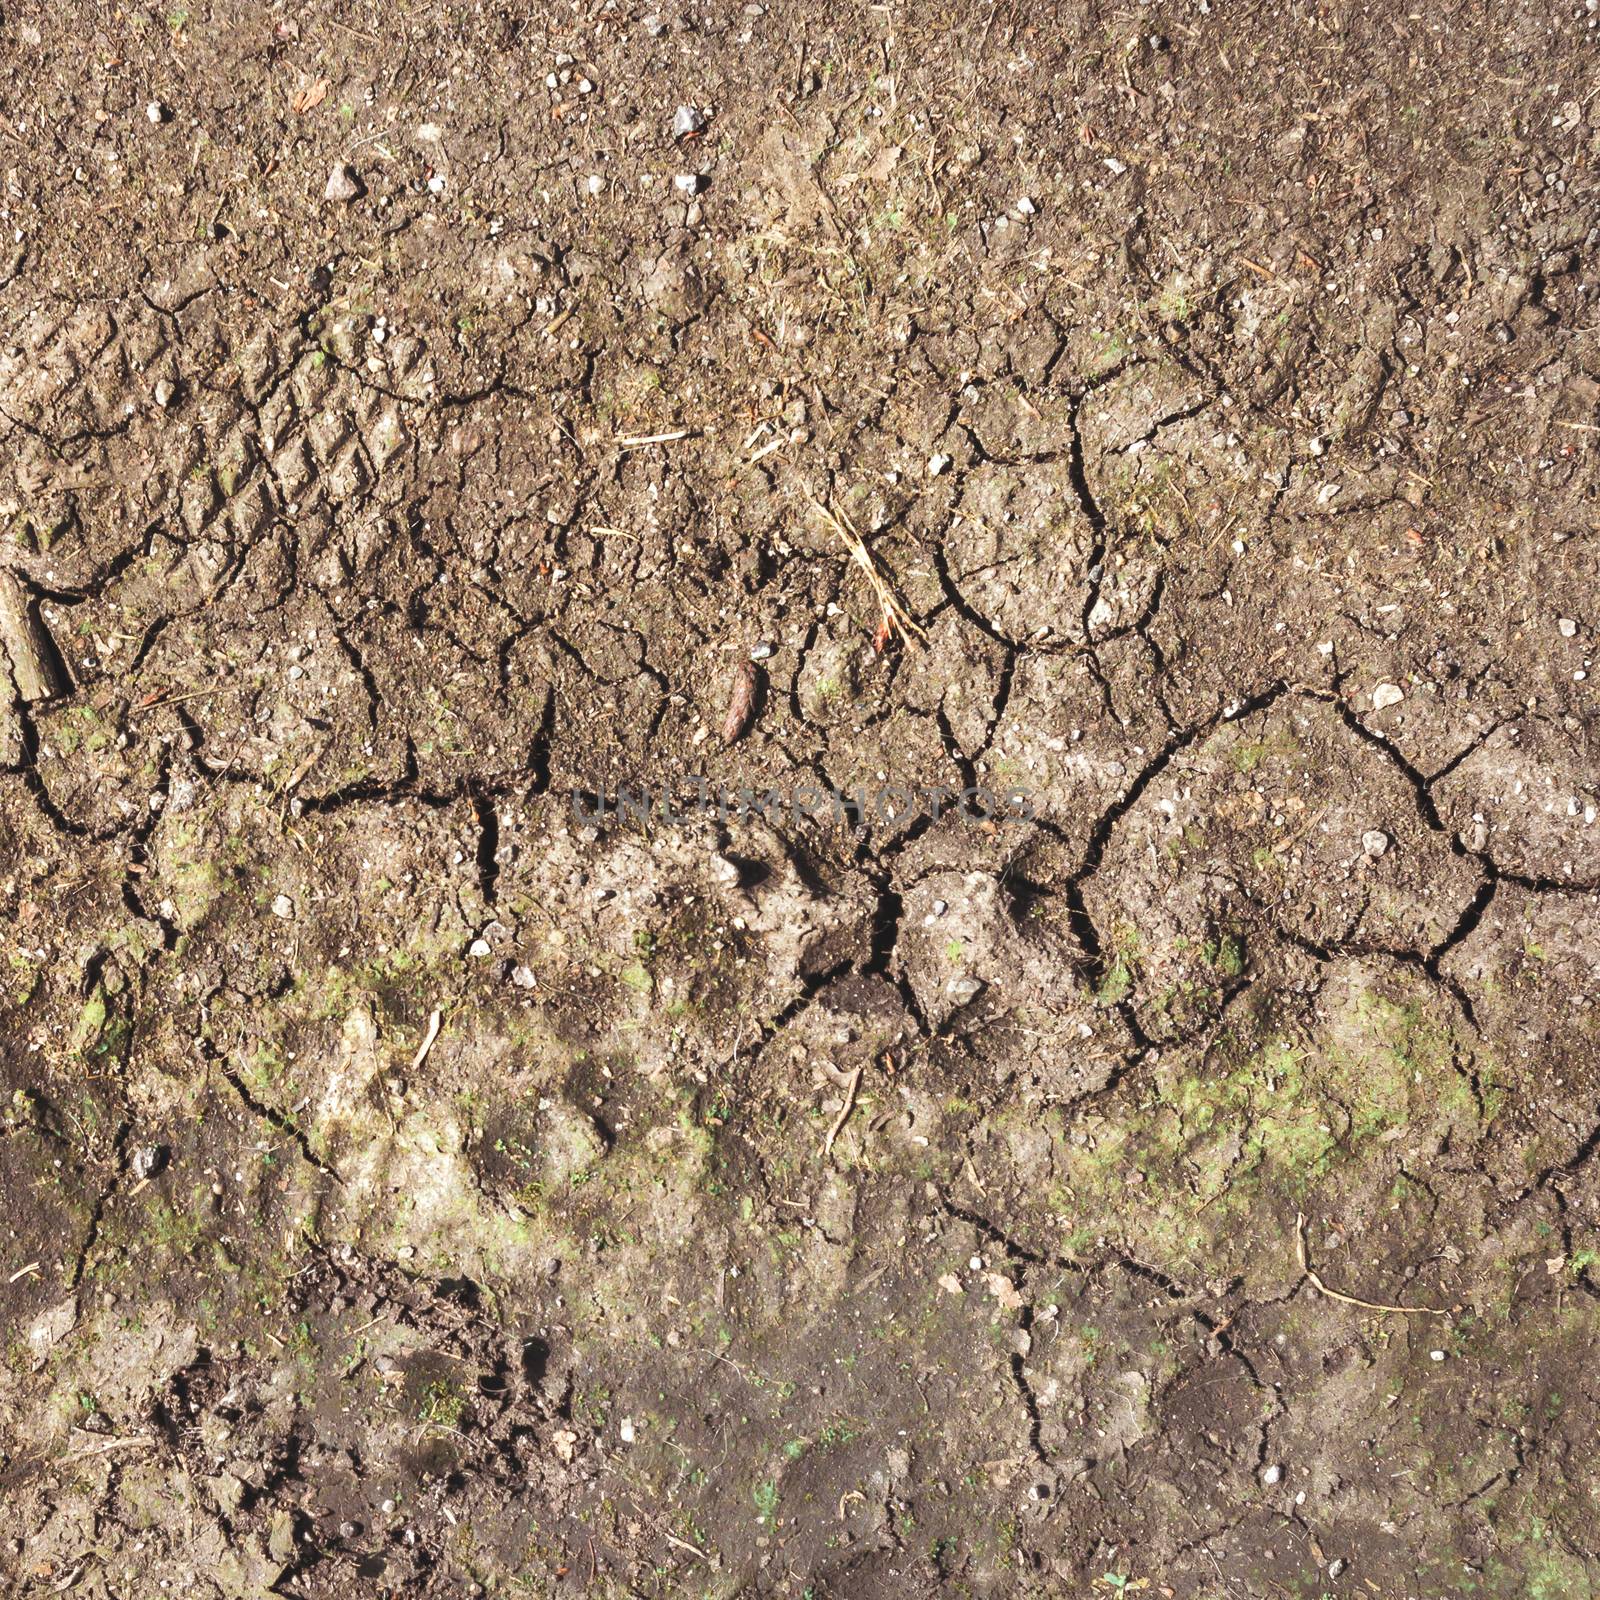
[324,164,360,202]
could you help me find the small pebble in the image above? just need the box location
[673,173,704,196]
[1558,617,1578,638]
[619,1417,636,1443]
[146,100,167,124]
[511,965,537,989]
[1361,830,1389,857]
[130,1144,167,1180]
[324,164,362,203]
[1015,195,1036,216]
[271,894,294,919]
[468,937,493,958]
[927,453,951,476]
[672,105,706,139]
[945,976,982,1002]
[750,641,775,661]
[153,378,176,408]
[1260,1463,1283,1486]
[1371,682,1405,711]
[1430,1348,1446,1361]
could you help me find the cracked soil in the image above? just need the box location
[3,2,1600,1596]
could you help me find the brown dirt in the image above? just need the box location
[3,2,1600,1596]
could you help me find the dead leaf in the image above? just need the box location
[866,143,902,185]
[983,1271,1024,1310]
[292,77,330,115]
[27,1297,78,1366]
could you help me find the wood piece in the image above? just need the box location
[0,567,67,702]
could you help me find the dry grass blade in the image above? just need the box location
[801,490,928,648]
[616,428,694,447]
[1295,1212,1447,1317]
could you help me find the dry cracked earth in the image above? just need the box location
[3,2,1600,1597]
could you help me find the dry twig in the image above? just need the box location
[822,1066,863,1160]
[411,1009,443,1072]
